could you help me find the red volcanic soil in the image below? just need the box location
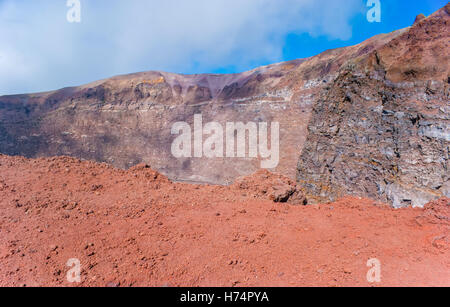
[0,155,448,287]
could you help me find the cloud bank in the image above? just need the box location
[0,0,362,94]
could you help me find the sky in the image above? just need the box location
[0,0,447,95]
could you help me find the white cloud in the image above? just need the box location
[0,0,362,95]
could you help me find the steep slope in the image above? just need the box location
[297,5,449,207]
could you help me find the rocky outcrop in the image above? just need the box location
[414,14,426,25]
[297,6,449,207]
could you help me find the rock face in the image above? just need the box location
[0,5,448,207]
[297,6,449,207]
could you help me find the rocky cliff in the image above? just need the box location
[297,5,449,207]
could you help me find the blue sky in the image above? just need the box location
[0,0,448,95]
[280,0,448,69]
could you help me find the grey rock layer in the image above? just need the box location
[297,71,449,207]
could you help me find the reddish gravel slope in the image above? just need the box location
[0,155,448,287]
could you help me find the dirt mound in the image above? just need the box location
[233,170,307,205]
[0,155,448,287]
[417,197,450,226]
